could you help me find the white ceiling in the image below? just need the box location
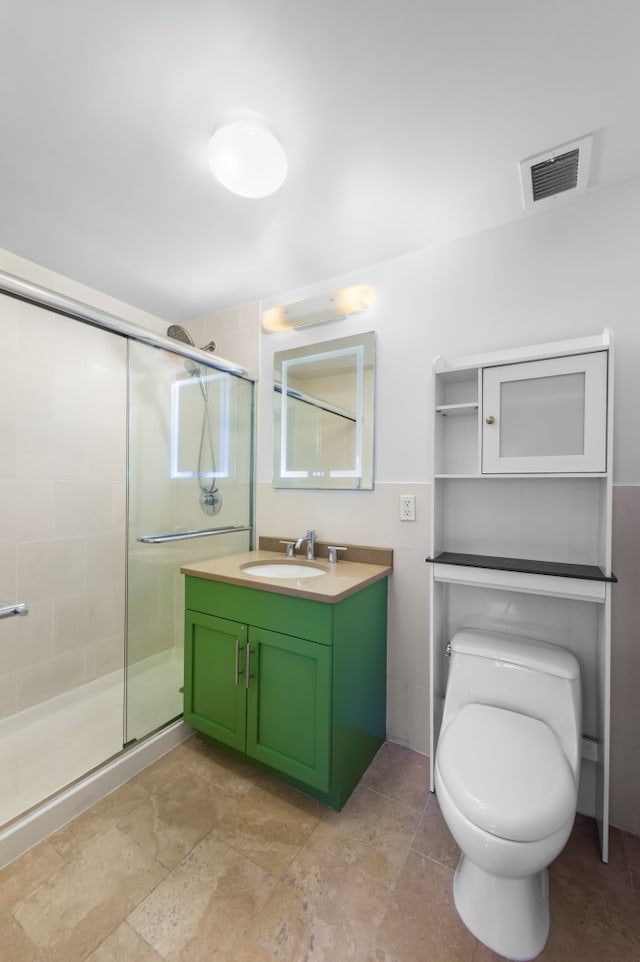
[1,1,639,322]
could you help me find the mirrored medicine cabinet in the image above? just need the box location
[273,331,375,489]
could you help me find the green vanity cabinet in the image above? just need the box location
[183,574,388,809]
[184,612,248,752]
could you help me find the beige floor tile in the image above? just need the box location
[286,842,392,927]
[127,833,277,962]
[550,814,637,915]
[470,869,640,962]
[0,912,42,961]
[622,828,640,873]
[3,741,640,962]
[226,939,278,962]
[49,779,151,859]
[86,921,163,961]
[307,786,420,889]
[538,874,640,961]
[246,840,392,962]
[360,742,430,811]
[621,830,640,911]
[367,949,401,962]
[248,877,379,962]
[12,826,167,962]
[130,748,201,795]
[377,851,476,962]
[411,793,459,869]
[213,775,325,875]
[0,840,65,915]
[173,736,259,798]
[117,766,236,868]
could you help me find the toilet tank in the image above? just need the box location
[441,628,582,780]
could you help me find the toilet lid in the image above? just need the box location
[437,703,577,842]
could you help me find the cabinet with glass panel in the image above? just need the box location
[428,330,615,861]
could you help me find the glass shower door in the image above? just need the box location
[0,299,128,826]
[125,341,253,743]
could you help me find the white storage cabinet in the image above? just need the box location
[428,330,614,862]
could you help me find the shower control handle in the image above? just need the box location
[0,601,28,619]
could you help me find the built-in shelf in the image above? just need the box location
[426,551,617,583]
[434,472,609,480]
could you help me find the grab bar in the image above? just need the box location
[0,601,28,619]
[137,524,251,544]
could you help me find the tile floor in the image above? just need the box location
[1,738,639,961]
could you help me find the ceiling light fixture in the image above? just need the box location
[208,117,287,199]
[262,284,375,333]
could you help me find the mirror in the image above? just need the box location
[273,331,375,489]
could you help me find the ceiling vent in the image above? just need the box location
[519,134,593,211]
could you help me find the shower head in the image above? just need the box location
[166,324,195,346]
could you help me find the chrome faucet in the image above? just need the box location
[295,529,317,561]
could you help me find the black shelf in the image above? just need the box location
[426,551,617,584]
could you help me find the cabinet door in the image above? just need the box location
[245,627,331,791]
[482,352,607,473]
[184,611,247,750]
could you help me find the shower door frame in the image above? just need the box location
[0,269,255,867]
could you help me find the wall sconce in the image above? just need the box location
[262,284,375,333]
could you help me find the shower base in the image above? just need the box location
[0,648,185,832]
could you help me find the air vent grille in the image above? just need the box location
[530,148,579,202]
[519,134,593,212]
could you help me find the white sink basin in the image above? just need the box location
[241,562,326,579]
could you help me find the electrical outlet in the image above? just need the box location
[400,494,416,521]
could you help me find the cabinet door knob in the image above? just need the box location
[485,415,496,425]
[245,643,252,690]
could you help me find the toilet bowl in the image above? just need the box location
[434,629,581,961]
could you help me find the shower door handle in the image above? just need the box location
[0,601,28,619]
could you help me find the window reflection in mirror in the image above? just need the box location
[273,332,375,489]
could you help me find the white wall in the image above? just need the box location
[255,178,640,833]
[0,249,169,336]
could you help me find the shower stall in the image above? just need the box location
[0,274,254,864]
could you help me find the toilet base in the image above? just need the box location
[453,854,549,961]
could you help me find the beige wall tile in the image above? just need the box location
[15,649,85,711]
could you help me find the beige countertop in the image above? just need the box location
[180,549,392,603]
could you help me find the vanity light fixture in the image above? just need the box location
[262,284,375,333]
[208,116,287,199]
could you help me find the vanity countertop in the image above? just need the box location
[180,549,392,603]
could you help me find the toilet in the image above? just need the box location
[434,628,581,961]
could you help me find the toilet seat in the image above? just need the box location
[437,703,577,842]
